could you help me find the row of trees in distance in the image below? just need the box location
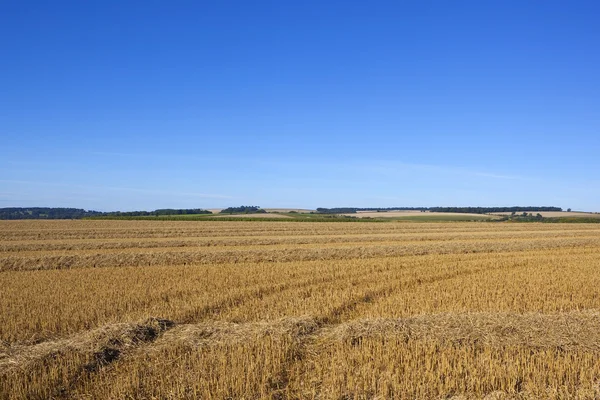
[0,207,212,219]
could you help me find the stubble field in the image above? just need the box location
[2,220,600,399]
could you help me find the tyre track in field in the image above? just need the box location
[176,261,398,324]
[0,259,443,398]
[0,318,176,400]
[267,257,535,399]
[0,265,402,399]
[7,309,600,399]
[187,252,530,326]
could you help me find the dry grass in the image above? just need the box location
[2,220,600,399]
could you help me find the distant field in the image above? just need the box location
[346,211,497,220]
[213,213,293,219]
[265,208,315,213]
[3,220,600,398]
[493,211,600,218]
[204,208,314,215]
[87,213,365,222]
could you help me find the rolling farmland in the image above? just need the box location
[2,220,600,399]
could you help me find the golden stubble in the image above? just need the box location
[2,220,600,399]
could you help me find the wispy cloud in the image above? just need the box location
[90,151,226,163]
[471,171,521,180]
[345,160,525,181]
[0,180,233,199]
[368,195,409,201]
[252,157,525,181]
[99,186,234,199]
[0,179,48,185]
[91,151,146,157]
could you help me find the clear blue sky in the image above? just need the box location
[2,1,599,211]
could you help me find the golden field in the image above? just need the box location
[2,220,600,399]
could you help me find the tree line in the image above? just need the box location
[0,207,212,219]
[103,208,212,217]
[428,206,562,214]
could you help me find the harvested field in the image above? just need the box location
[2,220,600,399]
[212,213,293,218]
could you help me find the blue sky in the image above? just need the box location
[1,1,599,211]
